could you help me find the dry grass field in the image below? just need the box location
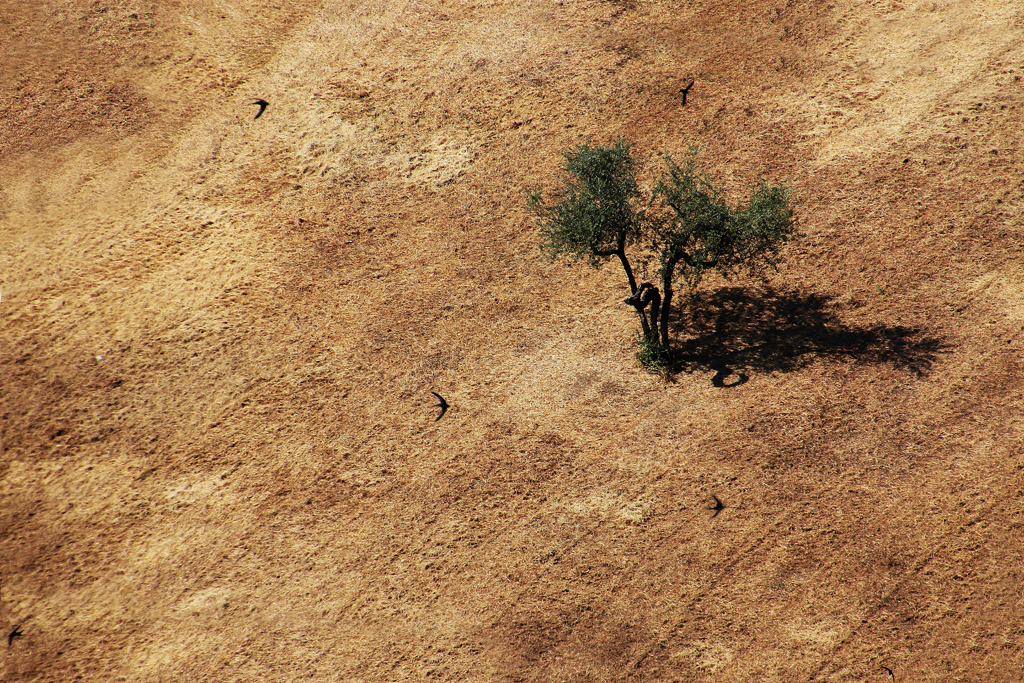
[2,1,1023,681]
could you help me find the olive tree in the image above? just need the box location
[528,139,798,359]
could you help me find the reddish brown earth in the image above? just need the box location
[2,1,1023,681]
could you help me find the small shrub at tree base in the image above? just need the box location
[634,330,672,376]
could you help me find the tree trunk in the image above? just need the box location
[635,306,653,341]
[612,248,654,341]
[641,311,653,341]
[615,249,639,295]
[659,253,681,348]
[647,287,661,344]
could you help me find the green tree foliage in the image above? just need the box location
[528,140,655,340]
[529,140,798,358]
[651,153,798,347]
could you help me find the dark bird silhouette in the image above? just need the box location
[881,665,895,683]
[252,99,269,119]
[8,625,23,647]
[431,392,449,421]
[680,79,695,106]
[709,494,724,518]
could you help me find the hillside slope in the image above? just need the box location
[3,1,1023,681]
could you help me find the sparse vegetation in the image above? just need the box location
[529,140,799,370]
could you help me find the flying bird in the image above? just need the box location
[881,665,895,683]
[709,494,724,518]
[252,99,269,119]
[8,625,23,647]
[680,79,695,106]
[431,392,449,422]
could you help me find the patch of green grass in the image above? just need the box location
[635,332,672,378]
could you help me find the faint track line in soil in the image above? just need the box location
[482,464,770,679]
[624,526,777,677]
[485,473,671,669]
[622,467,899,677]
[805,505,996,682]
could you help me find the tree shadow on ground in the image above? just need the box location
[662,286,948,384]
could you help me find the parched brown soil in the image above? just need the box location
[2,1,1023,681]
